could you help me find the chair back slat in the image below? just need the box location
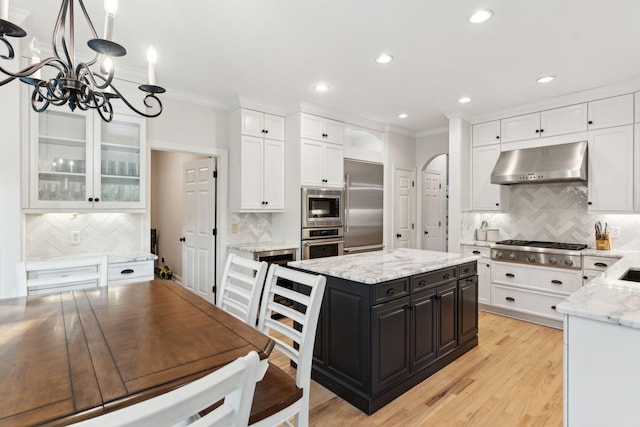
[217,254,268,325]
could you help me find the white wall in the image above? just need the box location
[447,115,471,253]
[416,131,448,170]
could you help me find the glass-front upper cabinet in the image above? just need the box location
[29,109,146,210]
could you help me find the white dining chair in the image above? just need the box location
[217,253,268,325]
[71,350,261,427]
[17,256,109,297]
[251,265,326,427]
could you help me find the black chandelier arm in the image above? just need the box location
[77,61,114,91]
[53,0,71,71]
[95,93,114,122]
[77,0,101,67]
[105,82,163,118]
[0,56,68,86]
[0,36,15,60]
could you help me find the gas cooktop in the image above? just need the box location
[495,240,588,251]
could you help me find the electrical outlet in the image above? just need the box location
[611,226,621,238]
[231,224,238,234]
[70,231,80,245]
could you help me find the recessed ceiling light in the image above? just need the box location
[398,113,409,119]
[537,75,555,83]
[313,83,329,93]
[469,9,493,24]
[458,97,471,104]
[376,54,393,64]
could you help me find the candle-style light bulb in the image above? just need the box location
[146,45,157,85]
[103,0,118,40]
[101,56,113,74]
[29,37,41,79]
[1,0,9,21]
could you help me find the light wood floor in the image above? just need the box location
[270,311,563,426]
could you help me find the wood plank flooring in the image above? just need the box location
[270,311,563,426]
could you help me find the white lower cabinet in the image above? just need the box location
[107,260,154,285]
[462,245,490,305]
[581,255,619,285]
[491,261,581,324]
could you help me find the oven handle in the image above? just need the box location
[344,173,350,233]
[303,239,344,247]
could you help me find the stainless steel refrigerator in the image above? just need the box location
[343,159,384,254]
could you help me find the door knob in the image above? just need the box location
[179,237,186,242]
[424,231,428,235]
[396,233,401,238]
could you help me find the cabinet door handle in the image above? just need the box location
[594,262,608,267]
[121,269,135,274]
[505,297,515,302]
[551,280,563,285]
[443,273,450,279]
[472,250,481,254]
[551,305,557,310]
[505,273,515,278]
[386,288,396,296]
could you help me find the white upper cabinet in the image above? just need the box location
[588,94,634,130]
[540,103,588,137]
[472,120,501,147]
[587,125,634,212]
[29,109,146,210]
[472,144,509,211]
[301,113,344,145]
[301,138,344,188]
[229,108,285,211]
[241,109,285,141]
[500,113,540,143]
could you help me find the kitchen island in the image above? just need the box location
[289,248,480,414]
[557,252,640,427]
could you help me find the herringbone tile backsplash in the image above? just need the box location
[227,212,272,245]
[25,213,145,258]
[463,183,640,249]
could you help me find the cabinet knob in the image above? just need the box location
[264,201,268,205]
[443,274,450,279]
[386,288,396,296]
[94,198,99,202]
[496,135,500,139]
[495,203,500,206]
[179,237,186,242]
[88,197,93,202]
[551,305,557,310]
[540,128,544,133]
[583,276,588,280]
[424,231,429,235]
[588,120,593,125]
[535,129,540,133]
[418,280,426,287]
[265,129,269,133]
[396,233,402,238]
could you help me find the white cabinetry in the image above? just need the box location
[500,104,588,143]
[301,113,344,144]
[343,125,384,163]
[587,125,634,212]
[471,144,508,211]
[301,138,343,187]
[29,109,146,210]
[108,259,154,285]
[240,109,285,141]
[581,255,619,285]
[588,94,634,130]
[462,245,491,305]
[491,261,581,324]
[472,120,500,147]
[229,109,285,211]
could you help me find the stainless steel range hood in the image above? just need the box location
[491,141,587,185]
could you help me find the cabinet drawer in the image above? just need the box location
[411,268,456,293]
[491,262,581,295]
[582,255,619,271]
[462,245,490,258]
[108,260,154,284]
[374,279,409,303]
[458,262,477,278]
[491,284,564,321]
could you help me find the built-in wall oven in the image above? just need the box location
[301,187,343,228]
[301,226,344,260]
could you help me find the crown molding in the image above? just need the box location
[471,75,640,124]
[385,124,416,138]
[444,111,471,121]
[228,95,286,116]
[417,126,448,138]
[287,100,394,133]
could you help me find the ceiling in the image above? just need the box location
[8,0,640,133]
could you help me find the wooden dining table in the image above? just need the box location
[0,280,301,426]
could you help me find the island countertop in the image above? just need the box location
[288,248,479,284]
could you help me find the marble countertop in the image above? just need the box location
[28,252,157,264]
[460,240,495,247]
[288,248,479,285]
[557,252,640,329]
[227,242,298,254]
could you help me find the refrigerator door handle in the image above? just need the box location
[344,173,350,232]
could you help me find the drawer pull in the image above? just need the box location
[463,268,471,273]
[551,280,563,285]
[472,250,481,255]
[386,288,396,296]
[505,297,515,302]
[466,278,473,283]
[551,305,557,310]
[505,273,515,278]
[582,276,588,280]
[121,269,135,274]
[417,280,426,288]
[594,262,608,268]
[443,274,450,279]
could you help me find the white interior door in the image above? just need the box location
[393,168,413,249]
[182,158,216,302]
[423,170,443,251]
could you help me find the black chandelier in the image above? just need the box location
[0,0,164,122]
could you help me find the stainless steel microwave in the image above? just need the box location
[301,187,343,228]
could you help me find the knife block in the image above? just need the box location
[595,234,611,250]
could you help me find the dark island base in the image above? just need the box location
[311,337,478,414]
